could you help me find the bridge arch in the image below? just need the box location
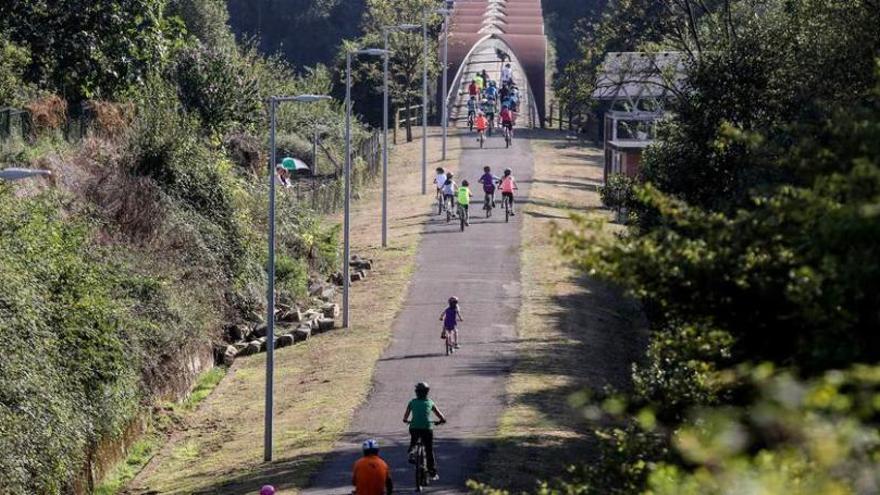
[442,0,547,127]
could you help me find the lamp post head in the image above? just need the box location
[291,94,332,103]
[0,168,52,181]
[356,48,391,57]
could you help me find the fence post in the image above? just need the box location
[393,109,399,145]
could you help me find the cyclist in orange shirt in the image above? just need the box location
[474,112,489,143]
[352,439,393,495]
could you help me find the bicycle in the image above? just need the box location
[405,420,444,492]
[436,189,444,215]
[458,203,468,232]
[467,111,475,132]
[503,194,512,223]
[477,129,485,148]
[483,192,493,218]
[446,196,455,223]
[503,124,513,148]
[443,327,457,355]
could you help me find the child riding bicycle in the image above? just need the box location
[441,174,457,215]
[500,168,518,216]
[474,112,488,143]
[439,296,463,348]
[478,166,499,208]
[404,382,447,480]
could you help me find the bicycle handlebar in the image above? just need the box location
[403,419,446,425]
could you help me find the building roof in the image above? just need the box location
[592,52,686,102]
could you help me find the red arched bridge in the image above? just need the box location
[443,0,547,128]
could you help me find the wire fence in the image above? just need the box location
[0,103,99,144]
[273,131,382,215]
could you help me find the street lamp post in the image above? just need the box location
[422,12,429,195]
[382,23,420,248]
[422,8,451,194]
[265,93,330,463]
[441,9,450,161]
[344,48,390,329]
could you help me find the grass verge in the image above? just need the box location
[469,130,645,492]
[97,367,227,494]
[123,128,462,494]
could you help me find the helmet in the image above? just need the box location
[260,486,276,495]
[504,168,512,175]
[415,382,430,394]
[448,296,458,305]
[362,438,380,453]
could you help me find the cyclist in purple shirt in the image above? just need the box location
[439,296,463,350]
[478,166,500,209]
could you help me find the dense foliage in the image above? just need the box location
[343,0,444,133]
[492,0,880,493]
[0,0,366,492]
[0,187,209,492]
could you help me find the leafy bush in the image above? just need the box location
[0,0,185,102]
[172,44,263,135]
[540,2,880,494]
[0,36,31,106]
[598,173,638,210]
[0,188,202,494]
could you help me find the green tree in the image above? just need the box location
[350,0,443,140]
[0,0,185,103]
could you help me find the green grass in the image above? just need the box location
[94,434,161,495]
[94,367,227,495]
[182,367,227,411]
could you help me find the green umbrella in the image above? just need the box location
[281,157,310,172]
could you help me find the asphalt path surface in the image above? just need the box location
[304,130,534,495]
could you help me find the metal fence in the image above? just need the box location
[0,103,97,145]
[281,131,382,214]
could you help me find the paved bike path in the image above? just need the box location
[304,131,533,494]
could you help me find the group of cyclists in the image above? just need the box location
[466,64,521,146]
[434,165,518,226]
[319,71,522,495]
[340,167,519,494]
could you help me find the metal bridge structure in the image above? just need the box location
[443,0,547,128]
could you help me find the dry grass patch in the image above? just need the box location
[472,130,644,491]
[124,128,463,494]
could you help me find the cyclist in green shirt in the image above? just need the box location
[456,180,472,226]
[403,382,447,479]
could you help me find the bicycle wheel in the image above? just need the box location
[505,199,510,223]
[415,445,427,491]
[480,134,484,148]
[460,208,466,231]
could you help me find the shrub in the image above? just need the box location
[171,44,263,135]
[0,187,202,494]
[598,173,638,210]
[24,94,67,136]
